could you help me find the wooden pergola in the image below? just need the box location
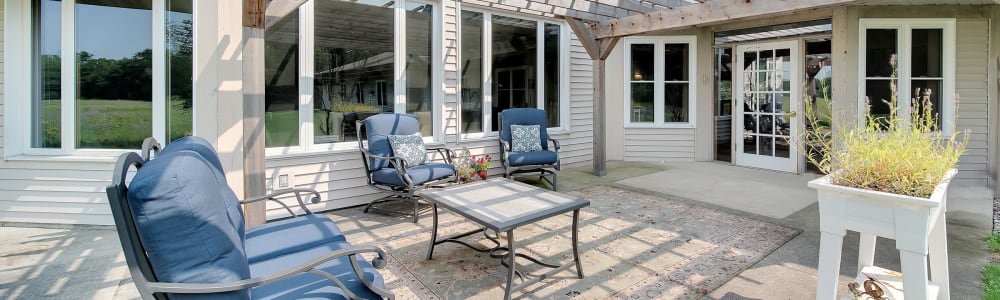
[239,0,864,224]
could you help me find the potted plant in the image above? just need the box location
[474,154,492,180]
[805,54,967,299]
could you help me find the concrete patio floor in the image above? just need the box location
[0,161,991,299]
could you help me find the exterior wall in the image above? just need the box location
[0,0,248,225]
[842,5,994,191]
[260,0,597,219]
[0,0,120,225]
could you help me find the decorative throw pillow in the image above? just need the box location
[388,132,427,167]
[510,124,543,152]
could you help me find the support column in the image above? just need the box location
[565,17,617,176]
[242,0,267,226]
[593,59,607,176]
[194,1,247,220]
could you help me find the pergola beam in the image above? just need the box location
[592,0,867,38]
[265,0,309,30]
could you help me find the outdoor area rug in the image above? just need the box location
[325,185,801,299]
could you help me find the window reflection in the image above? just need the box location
[311,1,393,144]
[166,0,193,142]
[35,0,62,148]
[492,15,537,130]
[265,12,300,147]
[405,2,434,136]
[76,0,153,149]
[460,11,484,134]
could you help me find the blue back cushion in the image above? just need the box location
[161,136,225,173]
[363,113,419,171]
[500,108,549,151]
[160,136,246,241]
[127,150,251,299]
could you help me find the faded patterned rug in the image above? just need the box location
[325,185,800,299]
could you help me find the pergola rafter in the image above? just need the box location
[588,0,867,38]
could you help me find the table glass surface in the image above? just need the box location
[420,178,590,231]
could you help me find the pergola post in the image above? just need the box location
[566,17,618,176]
[242,0,267,226]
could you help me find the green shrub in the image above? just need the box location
[988,232,1000,253]
[803,54,967,198]
[330,101,381,112]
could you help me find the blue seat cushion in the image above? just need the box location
[507,150,558,166]
[250,242,385,300]
[127,150,251,300]
[371,162,454,186]
[245,215,347,264]
[160,136,225,173]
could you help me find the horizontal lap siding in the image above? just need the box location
[954,19,990,185]
[624,128,696,161]
[0,160,117,225]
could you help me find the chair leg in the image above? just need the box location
[412,198,420,223]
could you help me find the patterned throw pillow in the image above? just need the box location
[388,132,426,167]
[510,124,543,152]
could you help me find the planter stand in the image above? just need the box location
[809,169,955,300]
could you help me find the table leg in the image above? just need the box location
[426,203,439,260]
[504,229,516,300]
[857,233,876,273]
[573,209,583,278]
[817,230,845,300]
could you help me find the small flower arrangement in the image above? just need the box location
[455,148,492,182]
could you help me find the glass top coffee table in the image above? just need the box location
[421,178,590,300]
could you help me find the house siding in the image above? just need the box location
[954,18,990,186]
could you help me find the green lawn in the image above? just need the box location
[40,99,192,149]
[985,232,1000,299]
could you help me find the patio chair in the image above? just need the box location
[498,108,560,191]
[356,113,456,223]
[106,136,394,300]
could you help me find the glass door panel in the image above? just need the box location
[734,41,799,172]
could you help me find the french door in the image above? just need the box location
[733,41,800,172]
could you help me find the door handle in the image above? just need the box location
[787,111,797,118]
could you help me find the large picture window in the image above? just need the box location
[859,19,954,132]
[458,10,567,137]
[624,37,696,127]
[29,0,193,151]
[266,0,438,152]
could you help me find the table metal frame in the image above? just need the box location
[422,178,588,300]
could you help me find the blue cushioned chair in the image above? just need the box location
[106,136,394,299]
[498,108,561,191]
[356,113,456,223]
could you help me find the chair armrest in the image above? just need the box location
[425,143,455,164]
[360,149,410,172]
[240,189,322,217]
[499,140,511,168]
[145,245,394,299]
[548,137,561,152]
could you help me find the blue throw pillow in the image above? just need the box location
[511,124,542,152]
[388,132,427,167]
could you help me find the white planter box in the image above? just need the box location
[810,169,956,300]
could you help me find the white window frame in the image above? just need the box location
[858,18,955,133]
[623,36,697,128]
[5,0,189,156]
[456,7,570,140]
[267,0,443,156]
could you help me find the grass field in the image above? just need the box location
[39,99,192,149]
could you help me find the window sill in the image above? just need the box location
[624,124,696,129]
[4,153,122,163]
